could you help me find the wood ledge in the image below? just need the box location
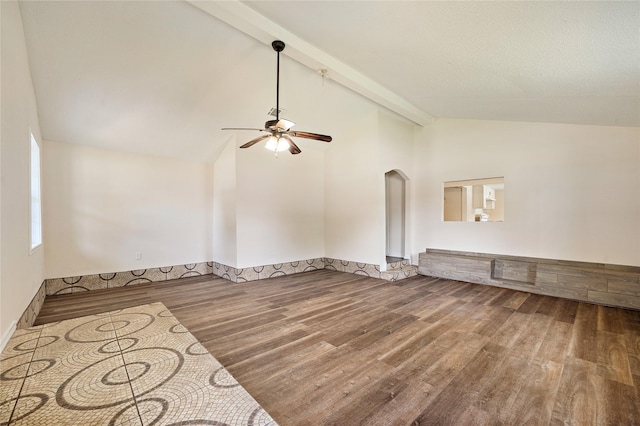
[419,249,640,310]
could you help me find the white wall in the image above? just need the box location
[212,137,238,267]
[43,141,213,277]
[413,118,640,266]
[235,142,325,268]
[324,111,381,264]
[1,1,45,343]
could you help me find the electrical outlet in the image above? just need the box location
[135,252,142,260]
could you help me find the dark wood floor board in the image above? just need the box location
[385,330,469,384]
[386,291,448,317]
[360,319,430,361]
[257,286,332,307]
[491,311,535,349]
[323,309,399,348]
[569,318,600,363]
[325,309,404,348]
[174,299,262,328]
[394,275,441,291]
[197,318,300,354]
[419,332,489,388]
[215,326,310,366]
[377,322,445,368]
[319,376,411,426]
[534,294,563,317]
[501,359,564,425]
[535,319,573,364]
[413,294,467,323]
[383,288,433,310]
[356,378,436,426]
[492,289,530,310]
[167,292,244,312]
[440,303,508,337]
[597,304,627,334]
[416,343,510,425]
[515,292,546,314]
[550,357,607,425]
[250,344,387,420]
[342,315,418,353]
[508,313,554,361]
[33,270,640,425]
[444,282,478,299]
[299,301,374,329]
[189,309,289,342]
[468,305,514,338]
[574,301,599,325]
[625,330,640,376]
[336,281,398,300]
[596,330,634,385]
[620,308,640,330]
[604,378,640,425]
[468,354,533,421]
[484,287,516,307]
[413,277,460,294]
[553,298,579,324]
[425,278,473,296]
[36,289,149,322]
[469,285,510,306]
[285,358,393,425]
[282,297,357,322]
[362,287,424,311]
[227,332,333,386]
[412,362,492,426]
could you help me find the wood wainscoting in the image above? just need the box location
[419,249,640,310]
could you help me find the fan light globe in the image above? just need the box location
[265,135,288,152]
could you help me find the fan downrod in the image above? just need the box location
[272,40,285,52]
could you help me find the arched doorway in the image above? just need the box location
[385,169,407,262]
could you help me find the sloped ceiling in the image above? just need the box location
[16,1,640,162]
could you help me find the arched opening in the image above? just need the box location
[385,169,408,262]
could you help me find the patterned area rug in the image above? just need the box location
[0,302,278,425]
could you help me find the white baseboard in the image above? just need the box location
[0,321,17,353]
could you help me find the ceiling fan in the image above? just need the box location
[222,40,332,155]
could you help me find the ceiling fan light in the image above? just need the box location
[265,135,288,152]
[277,138,289,152]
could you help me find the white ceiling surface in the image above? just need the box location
[246,1,640,126]
[17,1,640,163]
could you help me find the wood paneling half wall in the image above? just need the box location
[419,249,640,310]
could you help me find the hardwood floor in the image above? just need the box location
[36,270,640,425]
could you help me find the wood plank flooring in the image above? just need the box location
[35,270,640,425]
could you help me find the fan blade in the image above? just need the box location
[288,131,332,142]
[282,135,301,155]
[222,127,266,132]
[239,134,270,149]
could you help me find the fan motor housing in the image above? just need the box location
[272,40,285,52]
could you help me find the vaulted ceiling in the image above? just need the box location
[17,1,640,162]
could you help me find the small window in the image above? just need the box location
[30,132,42,250]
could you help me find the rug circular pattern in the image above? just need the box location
[56,347,183,410]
